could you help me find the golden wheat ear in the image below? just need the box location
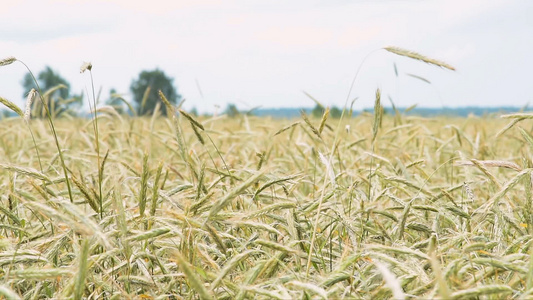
[23,89,36,123]
[384,46,456,71]
[0,96,23,117]
[0,56,16,67]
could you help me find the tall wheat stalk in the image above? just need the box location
[0,57,74,202]
[81,62,104,217]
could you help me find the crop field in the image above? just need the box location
[0,99,532,299]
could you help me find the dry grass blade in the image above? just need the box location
[60,200,113,249]
[243,201,297,219]
[0,205,21,226]
[73,239,90,300]
[385,176,433,197]
[0,164,51,182]
[384,46,456,71]
[455,160,522,172]
[501,113,533,119]
[0,285,21,300]
[116,275,155,287]
[367,244,430,260]
[321,272,351,288]
[174,251,213,300]
[487,169,532,207]
[211,249,260,290]
[235,263,265,300]
[242,286,286,299]
[467,159,502,187]
[518,127,533,150]
[496,118,524,137]
[430,251,452,299]
[302,91,325,108]
[472,257,527,273]
[406,73,431,84]
[287,281,328,299]
[233,220,282,235]
[527,241,533,291]
[190,191,214,215]
[373,261,406,300]
[449,284,512,299]
[111,93,136,115]
[22,200,90,235]
[207,171,263,220]
[255,239,297,254]
[318,152,336,187]
[253,174,300,199]
[127,228,170,242]
[42,84,68,100]
[446,206,470,219]
[0,255,47,267]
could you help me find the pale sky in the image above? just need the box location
[1,0,531,113]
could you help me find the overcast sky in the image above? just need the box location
[1,0,531,113]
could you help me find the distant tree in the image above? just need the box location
[189,107,199,117]
[244,106,260,116]
[0,110,11,119]
[311,104,325,118]
[130,69,180,116]
[311,104,343,118]
[225,103,239,118]
[22,66,82,117]
[330,106,343,118]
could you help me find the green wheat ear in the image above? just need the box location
[0,96,23,117]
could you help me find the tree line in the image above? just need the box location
[5,65,346,119]
[13,66,182,118]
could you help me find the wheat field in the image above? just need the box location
[0,105,532,299]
